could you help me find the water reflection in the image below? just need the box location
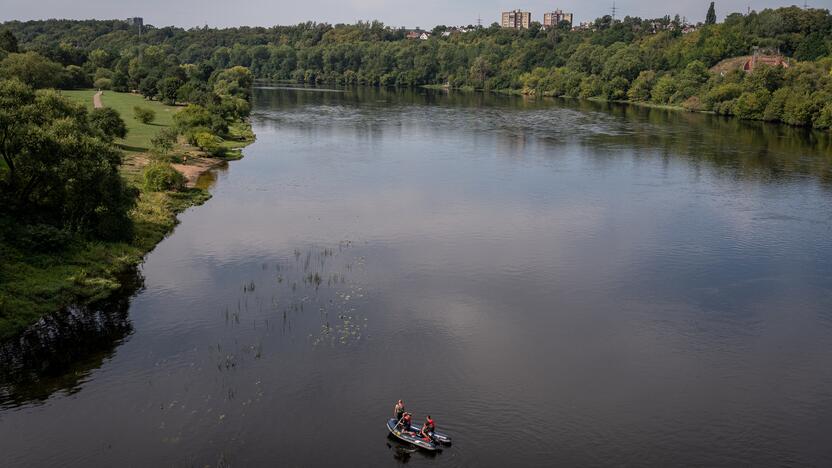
[254,86,832,185]
[2,85,832,467]
[0,270,143,409]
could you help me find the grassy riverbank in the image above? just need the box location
[0,91,254,340]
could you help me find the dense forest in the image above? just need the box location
[2,5,831,128]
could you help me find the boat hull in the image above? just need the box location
[386,418,443,451]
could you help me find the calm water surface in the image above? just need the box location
[2,87,832,467]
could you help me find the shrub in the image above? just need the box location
[89,107,127,141]
[650,75,676,104]
[143,162,186,192]
[733,90,770,120]
[93,77,112,90]
[150,128,178,156]
[16,224,73,252]
[682,96,703,112]
[133,106,155,124]
[184,126,213,146]
[703,83,743,110]
[814,103,832,129]
[194,132,225,156]
[627,70,656,102]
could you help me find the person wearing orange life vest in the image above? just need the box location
[420,415,436,440]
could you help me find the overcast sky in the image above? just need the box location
[1,0,824,29]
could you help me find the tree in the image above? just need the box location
[0,30,19,53]
[133,106,156,124]
[157,76,183,105]
[89,107,128,142]
[138,76,158,99]
[0,79,135,240]
[627,70,656,101]
[705,2,717,25]
[150,128,178,156]
[0,52,65,88]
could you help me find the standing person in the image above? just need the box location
[393,399,405,421]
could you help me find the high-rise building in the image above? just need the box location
[543,10,573,28]
[501,10,532,29]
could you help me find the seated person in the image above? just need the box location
[401,412,413,431]
[420,415,435,440]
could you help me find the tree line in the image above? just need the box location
[2,7,830,128]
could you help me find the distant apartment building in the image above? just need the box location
[501,10,532,29]
[543,10,573,28]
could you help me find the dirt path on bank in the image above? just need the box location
[93,91,103,108]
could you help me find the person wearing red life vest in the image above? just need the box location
[420,415,435,440]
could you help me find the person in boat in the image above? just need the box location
[420,415,435,440]
[393,399,405,421]
[401,412,413,432]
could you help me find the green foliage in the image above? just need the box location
[15,223,72,252]
[133,106,155,124]
[94,77,113,90]
[604,76,630,100]
[0,29,19,53]
[814,103,832,129]
[158,76,183,104]
[703,82,744,109]
[706,2,717,26]
[194,132,225,156]
[781,91,812,126]
[651,75,677,104]
[150,128,178,156]
[174,104,228,136]
[733,89,771,120]
[142,161,186,192]
[0,79,136,241]
[0,52,65,88]
[627,70,656,101]
[89,107,128,142]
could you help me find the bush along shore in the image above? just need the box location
[0,51,254,339]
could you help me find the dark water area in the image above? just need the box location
[2,86,832,467]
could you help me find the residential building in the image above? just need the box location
[543,10,573,28]
[501,10,532,29]
[406,30,431,40]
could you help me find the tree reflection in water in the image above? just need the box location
[0,269,143,409]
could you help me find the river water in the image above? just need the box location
[2,86,832,467]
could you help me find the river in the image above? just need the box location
[2,86,832,467]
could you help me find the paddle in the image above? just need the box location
[393,414,405,431]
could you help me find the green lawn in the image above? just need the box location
[62,90,180,153]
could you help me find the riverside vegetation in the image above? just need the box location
[0,30,254,339]
[2,5,832,128]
